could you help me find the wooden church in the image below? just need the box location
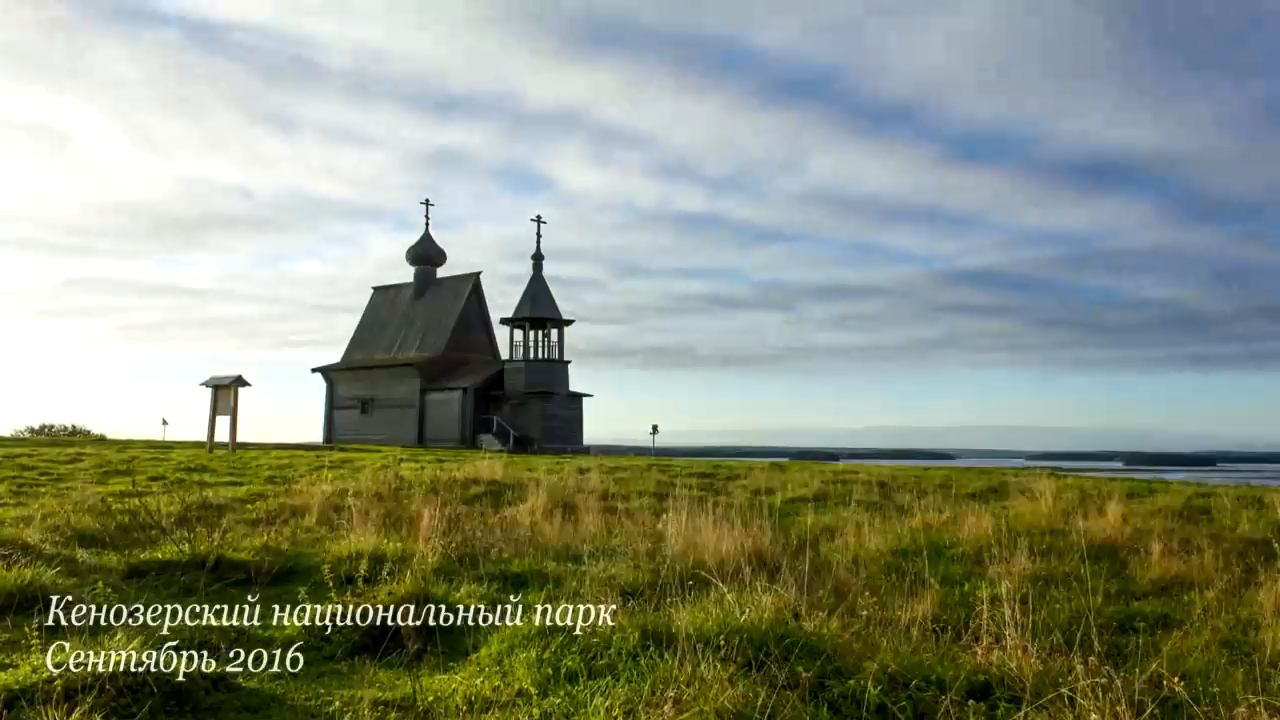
[310,200,590,451]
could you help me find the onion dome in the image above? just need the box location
[405,197,447,269]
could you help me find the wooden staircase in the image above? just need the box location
[477,415,519,452]
[477,433,506,452]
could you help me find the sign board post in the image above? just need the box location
[199,375,251,453]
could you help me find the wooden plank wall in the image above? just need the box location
[422,389,464,446]
[499,399,538,442]
[330,367,421,445]
[503,361,569,394]
[499,394,583,448]
[538,395,584,447]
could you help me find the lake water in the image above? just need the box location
[837,459,1280,487]
[692,457,1280,487]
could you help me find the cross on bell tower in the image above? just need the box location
[530,214,547,274]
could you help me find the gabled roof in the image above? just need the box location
[200,375,251,388]
[311,272,498,373]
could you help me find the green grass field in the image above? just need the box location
[3,438,1280,719]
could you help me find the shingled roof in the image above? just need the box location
[504,273,565,322]
[311,272,497,372]
[420,358,504,390]
[200,375,252,388]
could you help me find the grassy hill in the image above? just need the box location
[2,439,1280,718]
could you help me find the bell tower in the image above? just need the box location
[496,214,588,448]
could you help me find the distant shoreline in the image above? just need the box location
[5,436,1277,467]
[590,445,1280,466]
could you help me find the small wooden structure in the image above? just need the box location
[200,375,251,453]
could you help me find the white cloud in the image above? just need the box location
[1,0,1277,440]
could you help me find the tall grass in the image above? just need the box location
[1,441,1279,718]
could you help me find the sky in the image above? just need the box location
[1,1,1278,449]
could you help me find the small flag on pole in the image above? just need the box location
[161,418,169,441]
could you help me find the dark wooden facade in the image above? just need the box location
[311,205,589,451]
[498,393,586,450]
[325,366,422,446]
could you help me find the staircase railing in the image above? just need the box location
[480,415,518,450]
